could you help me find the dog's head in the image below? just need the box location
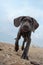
[14,16,39,32]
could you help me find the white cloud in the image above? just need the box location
[0,0,43,22]
[4,7,43,23]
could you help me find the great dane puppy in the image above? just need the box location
[13,16,39,60]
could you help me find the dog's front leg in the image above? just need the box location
[21,38,31,60]
[15,31,21,52]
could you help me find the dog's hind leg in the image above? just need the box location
[21,39,26,50]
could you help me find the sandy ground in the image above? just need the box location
[0,42,43,65]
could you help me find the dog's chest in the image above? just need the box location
[20,29,31,38]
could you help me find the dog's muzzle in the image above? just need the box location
[21,25,31,32]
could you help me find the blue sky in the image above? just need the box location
[0,0,43,47]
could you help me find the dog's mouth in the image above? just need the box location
[21,26,30,32]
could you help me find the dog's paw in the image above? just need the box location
[15,44,19,52]
[21,46,24,51]
[21,55,29,60]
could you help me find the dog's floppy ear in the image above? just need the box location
[31,18,39,32]
[14,16,25,27]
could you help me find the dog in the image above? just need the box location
[13,16,39,60]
